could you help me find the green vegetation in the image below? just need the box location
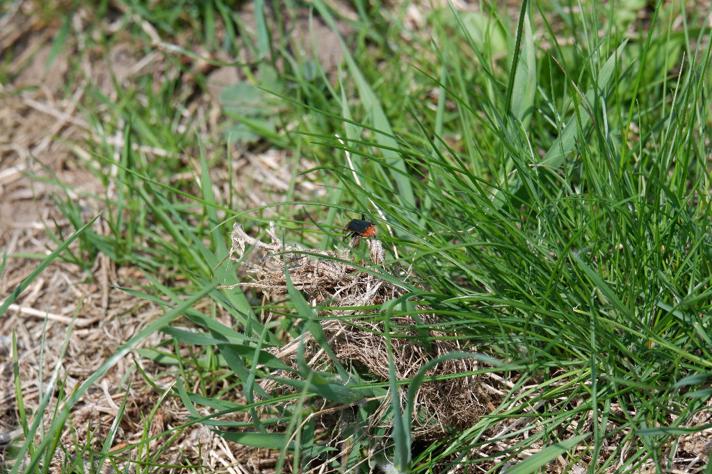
[2,0,710,472]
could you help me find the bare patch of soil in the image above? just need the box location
[1,1,336,471]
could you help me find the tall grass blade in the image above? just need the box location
[313,0,416,217]
[540,41,629,169]
[506,433,590,474]
[19,284,215,473]
[0,215,100,316]
[509,3,536,126]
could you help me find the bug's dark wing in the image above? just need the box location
[346,219,372,233]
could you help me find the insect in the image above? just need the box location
[345,215,377,243]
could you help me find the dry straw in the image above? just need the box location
[230,222,498,438]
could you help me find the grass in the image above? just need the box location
[1,0,710,473]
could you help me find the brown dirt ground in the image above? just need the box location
[0,2,331,472]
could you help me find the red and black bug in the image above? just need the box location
[345,215,377,242]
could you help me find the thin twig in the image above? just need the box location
[6,303,96,327]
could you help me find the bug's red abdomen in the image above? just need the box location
[360,224,377,238]
[345,218,377,238]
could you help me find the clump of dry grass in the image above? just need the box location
[230,222,499,439]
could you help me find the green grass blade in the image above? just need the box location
[313,0,416,217]
[540,41,629,169]
[284,266,348,379]
[0,214,100,317]
[383,318,409,472]
[509,2,536,126]
[571,252,632,319]
[217,431,291,450]
[20,283,216,473]
[253,0,271,60]
[404,351,501,453]
[10,324,75,474]
[506,433,590,474]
